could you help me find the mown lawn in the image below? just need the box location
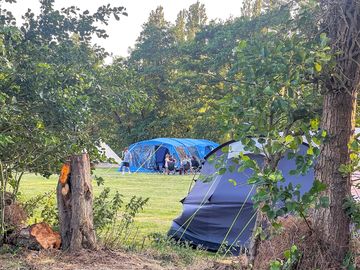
[19,168,193,237]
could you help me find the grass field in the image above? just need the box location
[19,168,194,238]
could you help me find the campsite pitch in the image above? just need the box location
[20,168,193,237]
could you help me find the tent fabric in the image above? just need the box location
[168,140,315,254]
[96,142,122,168]
[125,138,218,173]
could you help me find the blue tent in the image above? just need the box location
[125,138,218,173]
[168,140,315,254]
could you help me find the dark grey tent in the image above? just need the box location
[168,140,315,255]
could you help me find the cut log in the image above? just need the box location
[10,222,61,250]
[57,153,96,251]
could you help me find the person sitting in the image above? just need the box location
[180,156,191,175]
[191,155,200,172]
[167,161,176,174]
[167,155,176,175]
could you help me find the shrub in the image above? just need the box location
[22,192,58,228]
[94,186,149,250]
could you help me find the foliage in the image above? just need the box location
[109,3,298,147]
[0,0,127,196]
[93,177,149,249]
[39,194,58,227]
[342,251,357,270]
[0,0,127,240]
[93,187,123,230]
[339,134,360,176]
[269,245,301,270]
[200,2,332,227]
[339,128,360,230]
[343,196,360,230]
[22,191,58,227]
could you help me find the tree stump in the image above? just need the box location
[57,153,96,251]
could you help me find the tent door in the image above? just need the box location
[155,146,169,171]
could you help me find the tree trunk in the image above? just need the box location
[57,153,96,251]
[314,0,360,262]
[313,91,356,261]
[248,211,264,264]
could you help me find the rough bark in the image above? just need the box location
[313,0,360,262]
[249,211,264,264]
[314,91,357,260]
[57,153,96,251]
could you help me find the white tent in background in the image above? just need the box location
[96,142,122,168]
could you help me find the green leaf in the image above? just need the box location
[228,179,237,186]
[310,118,319,130]
[290,244,298,253]
[261,204,271,212]
[270,261,282,270]
[285,135,294,144]
[247,176,259,184]
[285,201,297,211]
[314,62,322,72]
[238,40,247,50]
[284,249,291,259]
[219,167,227,175]
[264,86,273,95]
[350,153,357,160]
[312,180,327,192]
[272,221,282,230]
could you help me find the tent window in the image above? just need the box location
[176,147,187,160]
[131,146,143,167]
[187,146,200,159]
[141,145,156,169]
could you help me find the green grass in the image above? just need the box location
[19,168,194,237]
